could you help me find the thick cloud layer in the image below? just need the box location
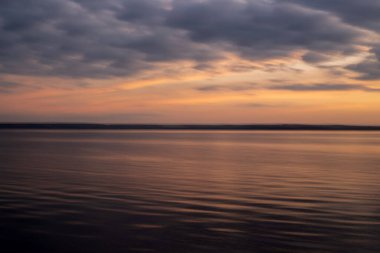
[0,0,378,79]
[167,0,363,59]
[282,0,380,32]
[282,0,380,80]
[0,0,219,78]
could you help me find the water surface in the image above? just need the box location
[1,130,380,252]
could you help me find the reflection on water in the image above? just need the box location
[1,130,380,253]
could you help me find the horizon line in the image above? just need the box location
[1,123,380,131]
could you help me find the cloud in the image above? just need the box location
[281,0,380,79]
[346,45,380,80]
[167,0,364,59]
[269,83,380,92]
[196,83,257,92]
[0,0,220,78]
[0,111,161,123]
[241,102,288,108]
[348,59,380,80]
[281,0,380,32]
[0,81,38,94]
[0,81,19,88]
[197,83,380,93]
[302,52,331,64]
[0,0,372,80]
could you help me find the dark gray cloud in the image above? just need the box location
[197,83,380,93]
[116,0,167,24]
[0,0,218,78]
[0,0,377,80]
[281,0,380,32]
[0,82,19,88]
[346,45,380,80]
[0,82,20,93]
[347,58,380,80]
[167,0,363,60]
[302,52,331,64]
[270,83,380,92]
[196,83,257,92]
[0,81,38,94]
[281,0,380,79]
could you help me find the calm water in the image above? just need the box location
[1,130,380,253]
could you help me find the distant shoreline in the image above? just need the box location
[1,123,380,131]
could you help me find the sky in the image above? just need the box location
[0,0,380,124]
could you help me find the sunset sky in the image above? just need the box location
[1,0,379,124]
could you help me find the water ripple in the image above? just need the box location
[1,130,380,253]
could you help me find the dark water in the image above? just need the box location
[1,130,380,253]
